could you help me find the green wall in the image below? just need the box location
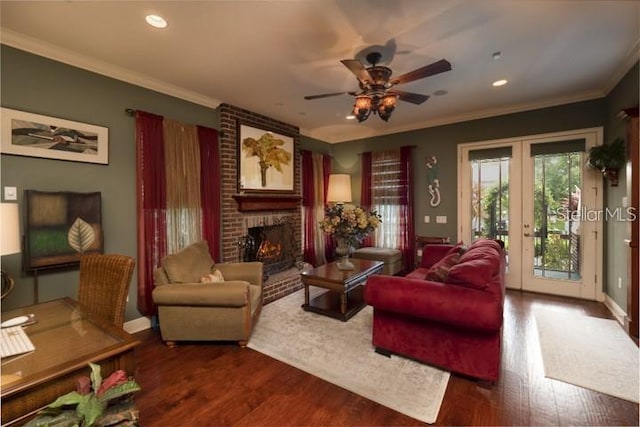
[331,99,606,240]
[603,62,639,308]
[1,46,219,320]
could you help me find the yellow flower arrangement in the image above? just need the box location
[319,204,381,244]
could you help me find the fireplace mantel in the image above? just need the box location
[232,194,301,212]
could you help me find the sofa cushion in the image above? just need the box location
[425,251,460,282]
[448,256,500,290]
[446,241,468,256]
[469,238,503,253]
[162,240,215,284]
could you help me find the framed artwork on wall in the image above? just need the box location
[237,122,294,193]
[24,190,104,270]
[0,108,109,164]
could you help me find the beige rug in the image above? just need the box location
[534,308,639,403]
[248,289,450,424]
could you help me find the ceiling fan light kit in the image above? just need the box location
[305,51,451,124]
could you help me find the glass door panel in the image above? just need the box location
[532,152,582,281]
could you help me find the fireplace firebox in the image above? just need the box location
[239,217,298,277]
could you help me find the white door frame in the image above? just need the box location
[457,127,604,301]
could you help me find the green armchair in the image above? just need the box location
[152,240,263,347]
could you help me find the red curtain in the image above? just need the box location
[136,112,221,317]
[360,151,373,248]
[197,126,221,262]
[135,111,166,317]
[301,150,316,264]
[400,146,415,269]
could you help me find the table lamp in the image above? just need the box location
[1,203,21,299]
[326,174,352,204]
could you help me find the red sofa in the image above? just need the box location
[363,239,506,381]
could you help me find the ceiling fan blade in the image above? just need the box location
[392,90,430,105]
[304,92,355,100]
[391,59,452,85]
[340,59,373,83]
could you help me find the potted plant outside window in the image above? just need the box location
[586,137,626,186]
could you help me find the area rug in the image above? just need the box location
[534,308,639,403]
[248,289,450,424]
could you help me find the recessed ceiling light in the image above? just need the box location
[346,114,356,120]
[493,79,508,87]
[492,51,502,60]
[145,14,167,29]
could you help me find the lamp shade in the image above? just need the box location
[326,174,352,203]
[1,203,21,256]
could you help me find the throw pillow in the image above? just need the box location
[425,252,460,282]
[200,269,225,283]
[446,241,468,256]
[447,257,500,290]
[162,240,215,284]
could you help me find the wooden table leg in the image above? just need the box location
[304,284,309,306]
[340,292,347,315]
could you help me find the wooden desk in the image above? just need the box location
[0,298,140,426]
[300,259,383,321]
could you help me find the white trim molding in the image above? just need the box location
[124,316,152,334]
[604,294,628,327]
[1,28,222,110]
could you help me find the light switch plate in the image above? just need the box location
[436,215,447,224]
[4,186,17,201]
[424,215,430,223]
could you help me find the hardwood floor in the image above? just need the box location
[132,290,639,426]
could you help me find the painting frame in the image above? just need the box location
[237,121,295,194]
[23,190,104,271]
[1,107,109,164]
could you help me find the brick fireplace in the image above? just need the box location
[219,104,303,303]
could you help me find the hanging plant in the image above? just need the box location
[586,137,626,186]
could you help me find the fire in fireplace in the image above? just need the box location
[239,217,298,277]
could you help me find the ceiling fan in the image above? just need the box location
[304,52,452,122]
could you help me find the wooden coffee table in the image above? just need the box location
[301,258,383,321]
[0,298,140,426]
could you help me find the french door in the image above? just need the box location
[458,128,603,300]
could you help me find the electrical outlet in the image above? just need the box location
[424,215,430,223]
[436,216,447,224]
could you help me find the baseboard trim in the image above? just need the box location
[124,316,152,334]
[604,294,627,326]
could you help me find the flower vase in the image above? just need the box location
[335,237,355,270]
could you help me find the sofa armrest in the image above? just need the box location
[216,262,263,287]
[152,281,251,307]
[364,275,503,331]
[420,244,454,269]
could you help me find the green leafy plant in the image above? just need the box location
[586,137,626,171]
[25,363,141,427]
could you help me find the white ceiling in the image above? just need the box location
[1,1,638,143]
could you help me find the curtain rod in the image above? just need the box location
[124,108,224,137]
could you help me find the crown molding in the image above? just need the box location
[318,90,606,144]
[0,28,222,109]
